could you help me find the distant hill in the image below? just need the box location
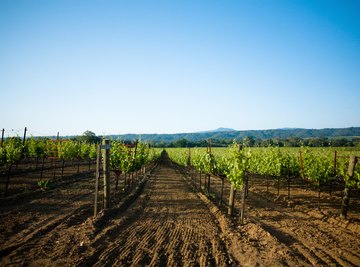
[111,127,360,143]
[198,127,236,133]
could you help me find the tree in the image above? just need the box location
[79,131,101,144]
[243,136,255,147]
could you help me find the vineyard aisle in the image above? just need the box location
[2,152,359,266]
[75,153,299,266]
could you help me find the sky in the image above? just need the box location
[1,0,359,137]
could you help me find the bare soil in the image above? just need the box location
[0,153,359,266]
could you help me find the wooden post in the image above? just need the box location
[333,150,337,176]
[219,177,224,206]
[240,183,246,225]
[318,180,321,210]
[340,186,351,219]
[132,140,138,174]
[207,174,211,193]
[228,185,236,216]
[114,170,121,191]
[204,172,207,190]
[94,145,101,217]
[340,156,357,219]
[1,128,4,145]
[124,173,127,190]
[199,171,202,190]
[22,127,27,159]
[53,158,56,180]
[40,157,45,180]
[287,176,291,199]
[245,174,249,197]
[207,139,212,154]
[299,150,307,190]
[330,150,337,196]
[348,156,357,180]
[77,157,80,174]
[61,159,65,178]
[187,147,191,166]
[102,139,110,209]
[299,150,305,179]
[22,127,27,146]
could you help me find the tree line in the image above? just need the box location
[150,136,359,148]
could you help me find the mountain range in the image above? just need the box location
[110,127,360,143]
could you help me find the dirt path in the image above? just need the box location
[78,155,237,266]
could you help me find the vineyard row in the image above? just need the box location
[166,145,359,220]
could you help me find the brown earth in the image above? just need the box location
[0,153,360,266]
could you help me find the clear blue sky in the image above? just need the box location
[1,0,359,137]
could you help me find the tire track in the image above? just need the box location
[0,195,93,260]
[248,191,360,266]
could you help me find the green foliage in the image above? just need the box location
[37,179,49,190]
[355,164,360,188]
[79,142,97,159]
[213,155,229,177]
[137,142,151,169]
[148,148,162,162]
[281,150,300,177]
[4,137,23,164]
[88,144,97,159]
[27,138,47,159]
[78,130,101,144]
[191,151,203,171]
[336,156,360,189]
[224,143,251,189]
[166,148,190,167]
[45,140,58,158]
[57,141,80,160]
[167,146,251,189]
[167,147,359,190]
[202,152,216,175]
[248,148,300,178]
[302,147,333,184]
[0,146,6,166]
[38,140,97,160]
[259,148,282,177]
[110,141,155,174]
[110,141,131,173]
